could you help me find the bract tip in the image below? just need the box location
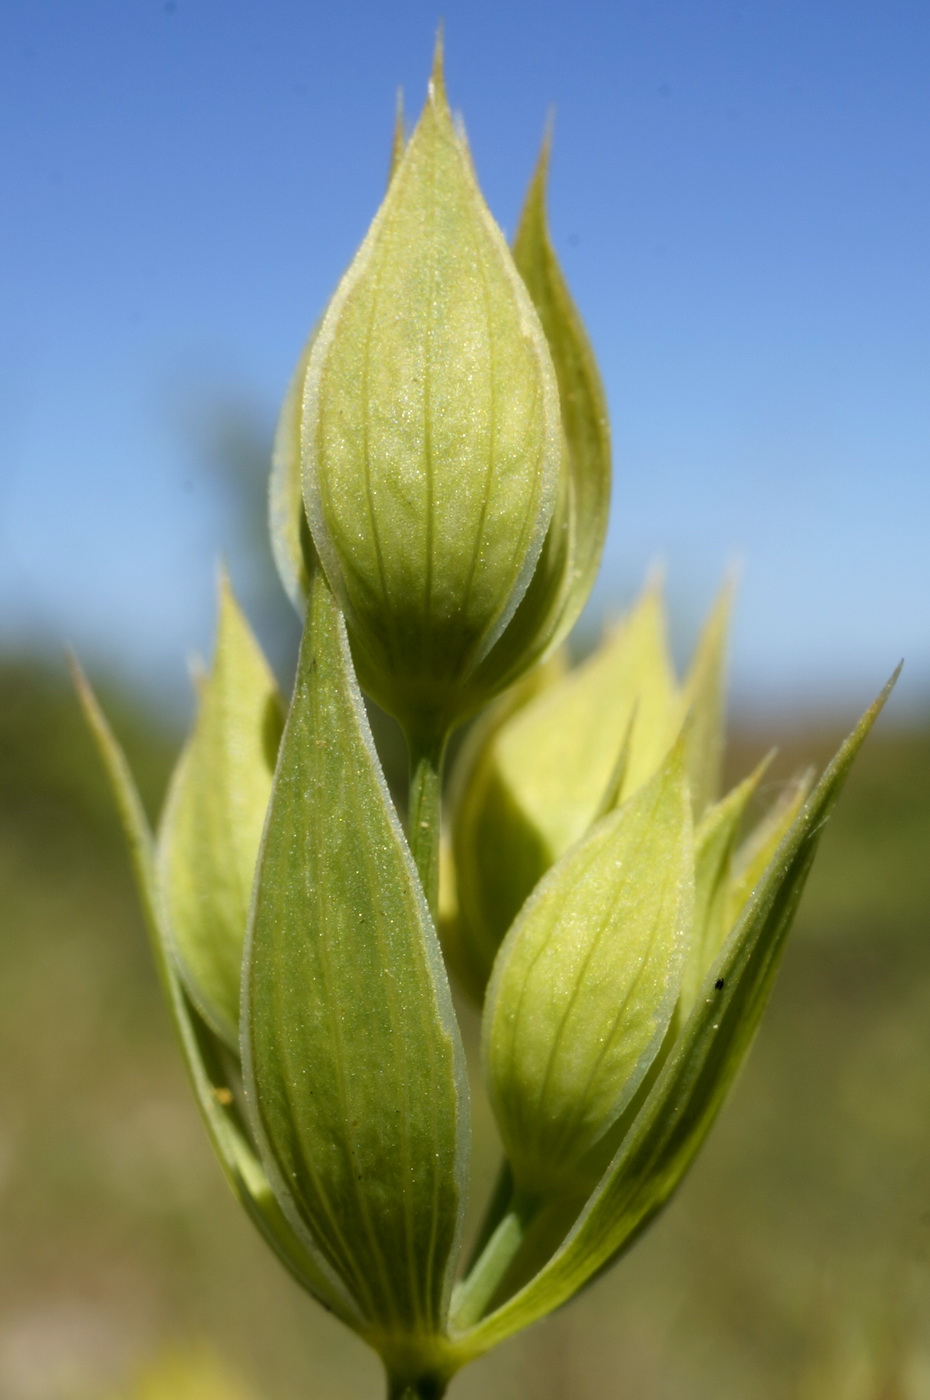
[429,23,446,102]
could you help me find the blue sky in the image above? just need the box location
[1,0,927,717]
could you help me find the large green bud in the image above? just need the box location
[300,51,561,745]
[483,741,695,1202]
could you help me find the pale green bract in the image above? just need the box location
[460,130,612,710]
[75,42,898,1400]
[451,676,896,1358]
[679,755,770,1017]
[158,572,283,1049]
[71,656,363,1330]
[242,564,469,1381]
[268,337,315,614]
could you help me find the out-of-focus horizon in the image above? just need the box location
[1,0,927,720]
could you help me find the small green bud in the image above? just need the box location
[300,50,561,743]
[483,741,693,1201]
[158,574,283,1049]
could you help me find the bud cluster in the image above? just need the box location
[77,42,894,1400]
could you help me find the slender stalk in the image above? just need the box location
[407,731,447,916]
[386,1378,448,1400]
[450,1193,539,1330]
[463,1159,514,1275]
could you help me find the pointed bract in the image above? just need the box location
[71,659,358,1327]
[725,770,812,931]
[270,97,411,618]
[679,756,770,1016]
[158,576,284,1049]
[681,583,732,817]
[460,130,612,705]
[242,565,469,1359]
[454,671,897,1358]
[269,337,317,613]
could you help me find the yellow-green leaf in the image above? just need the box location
[158,575,283,1050]
[483,741,693,1201]
[242,564,469,1350]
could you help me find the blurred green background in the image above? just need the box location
[1,641,928,1400]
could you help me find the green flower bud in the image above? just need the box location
[484,741,694,1202]
[300,49,561,744]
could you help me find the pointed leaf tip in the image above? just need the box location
[390,88,405,181]
[532,115,555,189]
[430,25,446,102]
[681,581,734,818]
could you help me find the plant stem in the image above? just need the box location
[463,1159,514,1275]
[450,1193,538,1330]
[386,1379,447,1400]
[407,732,446,917]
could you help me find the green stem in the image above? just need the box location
[386,1379,447,1400]
[450,1193,539,1330]
[464,1159,514,1275]
[407,732,447,917]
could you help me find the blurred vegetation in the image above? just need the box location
[112,1345,256,1400]
[1,655,928,1400]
